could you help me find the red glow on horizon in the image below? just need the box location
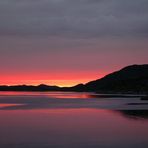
[0,71,107,87]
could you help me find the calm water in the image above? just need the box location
[0,92,148,148]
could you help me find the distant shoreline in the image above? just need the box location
[0,64,148,94]
[0,89,147,97]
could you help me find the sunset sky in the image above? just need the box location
[0,0,148,86]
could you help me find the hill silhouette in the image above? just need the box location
[0,84,61,92]
[71,64,148,93]
[0,64,148,93]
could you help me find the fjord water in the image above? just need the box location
[0,92,148,148]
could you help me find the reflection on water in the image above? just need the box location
[0,103,23,108]
[0,91,94,99]
[0,92,148,148]
[0,108,148,148]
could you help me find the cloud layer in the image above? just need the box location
[0,0,148,38]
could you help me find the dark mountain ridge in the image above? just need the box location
[71,64,148,93]
[0,84,61,91]
[0,64,148,93]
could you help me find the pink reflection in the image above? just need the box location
[0,103,23,108]
[0,91,94,99]
[0,108,148,147]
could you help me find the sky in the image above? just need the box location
[0,0,148,86]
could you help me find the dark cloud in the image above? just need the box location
[0,0,148,38]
